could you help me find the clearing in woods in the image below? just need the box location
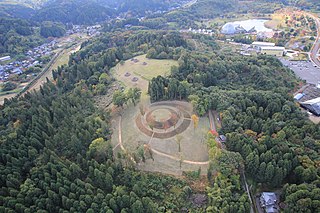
[112,54,178,93]
[109,54,209,175]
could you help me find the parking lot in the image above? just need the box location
[279,58,320,84]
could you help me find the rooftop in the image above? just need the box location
[300,97,320,116]
[260,46,285,50]
[260,192,278,213]
[252,41,275,46]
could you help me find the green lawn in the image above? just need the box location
[120,54,177,81]
[112,54,178,94]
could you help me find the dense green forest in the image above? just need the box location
[32,0,114,25]
[40,21,66,38]
[0,0,186,25]
[3,29,318,212]
[148,34,320,212]
[0,31,208,212]
[1,0,320,211]
[0,17,44,56]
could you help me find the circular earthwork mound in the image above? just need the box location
[135,101,191,139]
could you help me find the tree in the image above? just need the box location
[40,21,66,38]
[191,114,199,130]
[112,91,127,108]
[127,88,141,106]
[139,105,146,115]
[132,200,144,213]
[99,73,111,85]
[2,82,17,91]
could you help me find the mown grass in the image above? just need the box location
[112,54,178,94]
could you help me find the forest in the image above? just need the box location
[1,0,320,212]
[2,28,317,212]
[148,33,320,212]
[0,30,258,212]
[0,31,204,212]
[0,17,44,56]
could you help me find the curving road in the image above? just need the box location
[308,13,320,67]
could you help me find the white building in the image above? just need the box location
[0,56,11,62]
[252,41,275,49]
[260,46,286,57]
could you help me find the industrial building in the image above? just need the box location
[260,46,286,57]
[300,97,320,116]
[0,56,11,62]
[252,41,275,48]
[251,42,285,56]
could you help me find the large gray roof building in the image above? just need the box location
[300,97,320,116]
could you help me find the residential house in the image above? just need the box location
[260,192,279,213]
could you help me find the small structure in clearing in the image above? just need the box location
[124,72,131,77]
[259,192,279,213]
[131,58,139,63]
[132,77,139,82]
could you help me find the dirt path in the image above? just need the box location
[151,148,209,165]
[116,114,209,165]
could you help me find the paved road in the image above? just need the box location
[307,13,320,67]
[279,58,320,84]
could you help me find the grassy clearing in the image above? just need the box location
[109,55,209,175]
[112,54,178,93]
[110,101,209,175]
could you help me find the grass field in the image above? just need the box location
[112,54,178,93]
[111,101,210,175]
[108,55,210,175]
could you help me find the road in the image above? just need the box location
[279,58,320,84]
[22,43,82,95]
[241,171,255,213]
[0,34,89,105]
[208,110,224,148]
[307,13,320,67]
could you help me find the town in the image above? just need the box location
[0,24,101,83]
